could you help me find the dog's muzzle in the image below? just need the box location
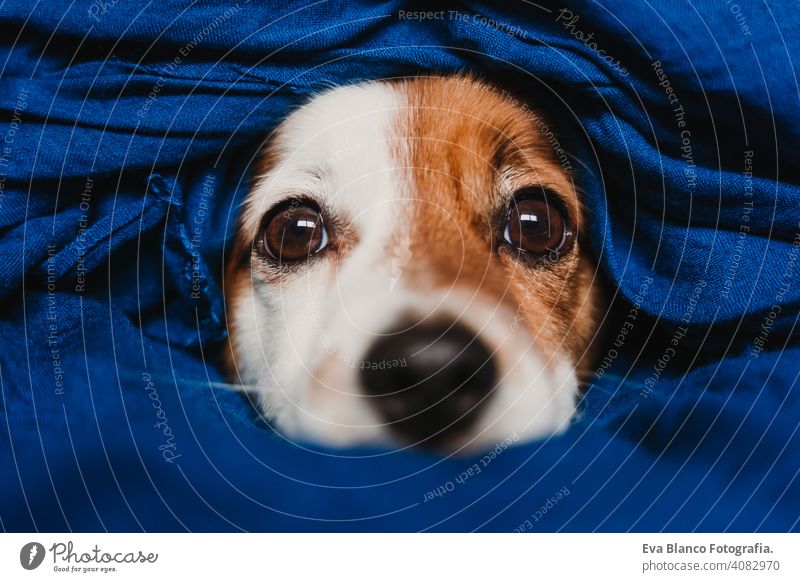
[360,321,497,446]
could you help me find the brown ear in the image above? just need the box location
[222,238,248,380]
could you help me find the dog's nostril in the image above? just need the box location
[361,321,497,446]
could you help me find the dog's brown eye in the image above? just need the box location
[259,201,328,263]
[503,192,573,259]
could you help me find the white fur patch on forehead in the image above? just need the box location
[241,82,403,237]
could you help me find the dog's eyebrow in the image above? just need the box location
[492,137,511,174]
[305,167,325,182]
[495,161,578,217]
[255,170,326,209]
[493,133,576,210]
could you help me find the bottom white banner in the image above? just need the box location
[1,534,797,581]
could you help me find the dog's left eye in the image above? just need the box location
[502,189,574,260]
[258,200,329,263]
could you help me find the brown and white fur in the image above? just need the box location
[225,76,600,453]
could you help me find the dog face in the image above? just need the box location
[226,76,599,452]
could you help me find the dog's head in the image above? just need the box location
[226,76,600,452]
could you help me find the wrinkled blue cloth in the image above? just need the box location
[1,1,799,531]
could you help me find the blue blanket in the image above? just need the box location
[1,0,798,531]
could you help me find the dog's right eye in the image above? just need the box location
[502,189,574,262]
[257,200,329,263]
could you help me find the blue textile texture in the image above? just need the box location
[1,1,798,531]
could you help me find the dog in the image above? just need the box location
[225,76,601,453]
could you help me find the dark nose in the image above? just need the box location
[361,321,497,446]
